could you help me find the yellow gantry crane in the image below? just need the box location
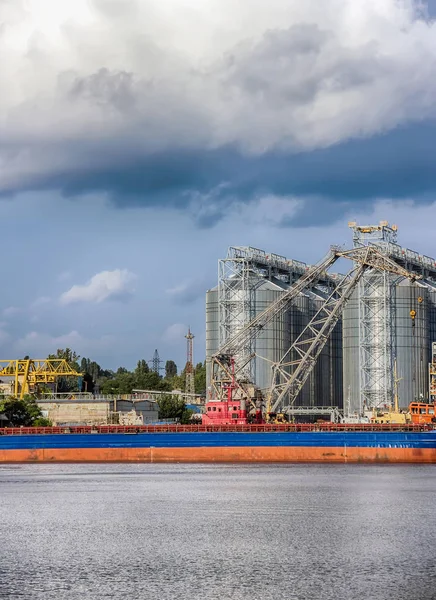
[0,359,82,399]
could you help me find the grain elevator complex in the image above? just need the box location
[206,222,436,418]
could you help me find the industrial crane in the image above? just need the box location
[0,359,82,399]
[206,245,420,424]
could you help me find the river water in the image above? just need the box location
[0,464,435,599]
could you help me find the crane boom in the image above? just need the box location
[268,263,366,413]
[211,244,420,410]
[268,245,421,413]
[214,249,338,359]
[210,249,339,403]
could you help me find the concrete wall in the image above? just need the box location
[38,399,159,426]
[39,402,110,426]
[114,400,158,424]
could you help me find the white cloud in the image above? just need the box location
[31,296,51,308]
[13,330,115,356]
[163,323,188,343]
[1,0,436,193]
[166,283,189,296]
[60,269,137,305]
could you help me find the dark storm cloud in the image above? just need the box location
[225,24,387,107]
[2,120,434,227]
[68,68,138,112]
[2,1,436,228]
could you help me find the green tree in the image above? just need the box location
[80,357,113,394]
[194,361,207,394]
[100,372,136,395]
[165,360,177,379]
[80,357,90,374]
[135,360,149,375]
[134,360,151,389]
[49,348,80,369]
[0,395,46,427]
[89,361,102,381]
[157,394,193,424]
[47,348,81,393]
[33,417,53,427]
[0,399,33,426]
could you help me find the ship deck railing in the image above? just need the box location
[0,423,434,435]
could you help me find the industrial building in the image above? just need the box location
[38,395,159,426]
[206,222,436,415]
[344,222,436,413]
[206,246,343,409]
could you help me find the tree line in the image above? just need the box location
[0,348,207,426]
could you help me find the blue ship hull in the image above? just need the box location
[1,430,436,463]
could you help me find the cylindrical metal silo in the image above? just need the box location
[311,295,332,408]
[427,288,436,356]
[205,280,288,396]
[252,280,288,393]
[205,288,219,394]
[331,312,343,409]
[395,283,429,407]
[343,279,432,413]
[342,289,361,414]
[206,262,343,409]
[293,293,343,409]
[288,294,311,407]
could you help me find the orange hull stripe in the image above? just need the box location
[1,446,436,463]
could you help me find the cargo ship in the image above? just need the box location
[1,422,436,463]
[1,395,436,464]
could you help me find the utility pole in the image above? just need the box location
[185,329,195,398]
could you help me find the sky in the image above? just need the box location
[1,0,436,372]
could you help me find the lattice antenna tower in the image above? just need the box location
[185,328,195,396]
[150,349,163,374]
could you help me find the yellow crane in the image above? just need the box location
[0,359,82,399]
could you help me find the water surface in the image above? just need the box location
[0,464,434,599]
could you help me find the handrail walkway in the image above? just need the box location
[0,423,433,435]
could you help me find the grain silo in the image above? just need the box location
[207,225,436,416]
[344,222,436,413]
[205,246,343,408]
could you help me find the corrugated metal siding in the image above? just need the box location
[342,290,361,414]
[254,288,288,393]
[428,289,436,358]
[395,285,428,407]
[205,289,219,393]
[206,279,343,408]
[343,281,435,412]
